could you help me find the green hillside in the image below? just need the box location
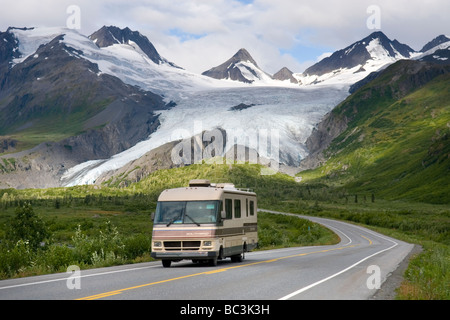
[299,62,450,204]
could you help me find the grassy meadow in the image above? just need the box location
[0,163,448,299]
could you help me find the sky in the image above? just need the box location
[1,0,449,74]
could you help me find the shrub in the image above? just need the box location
[39,245,75,272]
[71,220,125,266]
[123,234,151,260]
[0,240,33,277]
[6,203,50,251]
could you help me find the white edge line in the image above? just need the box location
[278,223,399,300]
[262,209,401,300]
[0,264,159,291]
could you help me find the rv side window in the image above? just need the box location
[234,199,241,218]
[249,200,255,216]
[225,199,233,219]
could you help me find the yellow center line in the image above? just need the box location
[77,244,358,300]
[360,234,373,245]
[77,271,208,300]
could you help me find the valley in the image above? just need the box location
[0,24,449,300]
[0,163,448,299]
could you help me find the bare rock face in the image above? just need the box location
[299,111,348,171]
[94,128,228,187]
[202,48,271,83]
[273,67,299,84]
[0,30,169,189]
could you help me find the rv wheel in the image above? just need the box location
[209,256,218,266]
[231,253,243,262]
[162,260,172,268]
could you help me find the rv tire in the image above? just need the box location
[209,256,218,266]
[162,260,172,268]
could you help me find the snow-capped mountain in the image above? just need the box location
[420,35,450,53]
[202,48,273,84]
[415,34,450,64]
[0,27,171,188]
[89,25,181,69]
[1,26,348,188]
[295,31,417,86]
[1,26,449,189]
[6,26,240,99]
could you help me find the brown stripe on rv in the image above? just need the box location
[153,224,257,239]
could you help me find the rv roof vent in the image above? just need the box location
[189,179,211,187]
[216,183,236,190]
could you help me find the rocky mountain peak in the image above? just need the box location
[364,31,415,58]
[273,67,299,84]
[420,35,450,53]
[89,25,164,65]
[202,48,271,83]
[231,48,258,66]
[303,31,415,77]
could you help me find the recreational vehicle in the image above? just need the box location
[151,180,258,267]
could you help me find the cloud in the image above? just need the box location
[1,0,449,74]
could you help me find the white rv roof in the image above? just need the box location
[158,186,256,202]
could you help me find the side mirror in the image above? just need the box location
[221,211,226,219]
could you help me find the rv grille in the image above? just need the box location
[164,241,201,251]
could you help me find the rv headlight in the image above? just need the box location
[203,241,212,247]
[153,241,162,247]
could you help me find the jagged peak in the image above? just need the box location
[89,25,165,65]
[365,30,389,40]
[89,25,144,47]
[421,34,450,53]
[202,48,270,83]
[231,48,257,64]
[273,67,298,84]
[303,31,415,77]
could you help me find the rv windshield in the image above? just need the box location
[154,201,220,225]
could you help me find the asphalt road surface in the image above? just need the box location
[0,211,414,301]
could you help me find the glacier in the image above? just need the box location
[8,27,358,186]
[61,85,350,185]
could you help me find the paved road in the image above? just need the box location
[0,211,414,300]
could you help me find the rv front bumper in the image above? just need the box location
[151,251,218,260]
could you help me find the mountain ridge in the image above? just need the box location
[420,34,450,52]
[303,31,416,76]
[298,59,450,203]
[0,28,170,188]
[0,25,449,190]
[89,25,181,68]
